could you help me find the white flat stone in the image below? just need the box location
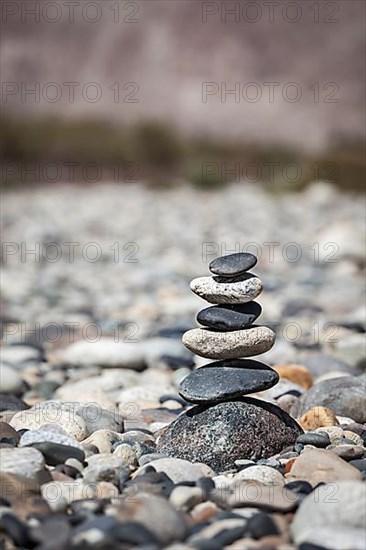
[182,326,275,359]
[190,275,262,304]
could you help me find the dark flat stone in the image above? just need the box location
[156,397,303,471]
[296,432,330,448]
[197,302,262,331]
[179,360,279,403]
[31,442,85,466]
[209,253,257,277]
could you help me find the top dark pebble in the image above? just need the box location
[209,253,257,277]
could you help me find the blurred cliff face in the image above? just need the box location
[2,0,365,151]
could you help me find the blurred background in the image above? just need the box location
[2,0,365,189]
[1,0,365,371]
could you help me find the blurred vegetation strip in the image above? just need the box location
[1,117,365,191]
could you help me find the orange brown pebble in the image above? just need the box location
[298,406,339,430]
[273,364,313,389]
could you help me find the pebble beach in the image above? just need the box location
[1,181,365,550]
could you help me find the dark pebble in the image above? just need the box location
[0,394,29,412]
[209,253,257,277]
[117,467,131,490]
[72,515,118,539]
[179,360,279,404]
[0,422,20,446]
[245,512,279,539]
[29,516,71,549]
[296,432,330,448]
[349,458,366,472]
[111,521,159,546]
[157,397,302,471]
[31,442,85,466]
[0,513,29,547]
[213,525,246,546]
[197,302,262,331]
[285,480,313,495]
[123,471,174,498]
[281,389,303,398]
[193,539,223,550]
[196,476,215,497]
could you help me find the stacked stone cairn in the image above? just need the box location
[157,253,302,471]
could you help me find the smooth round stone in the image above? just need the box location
[156,398,302,471]
[135,457,215,483]
[299,374,366,423]
[82,454,126,484]
[329,444,365,461]
[0,364,24,395]
[10,404,87,441]
[190,274,262,304]
[209,253,257,277]
[287,448,363,486]
[182,326,275,359]
[61,339,145,370]
[234,465,285,486]
[291,481,366,550]
[179,360,279,403]
[76,404,124,436]
[0,447,51,484]
[19,424,82,450]
[197,302,262,331]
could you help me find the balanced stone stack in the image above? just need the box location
[157,253,302,471]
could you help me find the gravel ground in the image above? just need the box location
[0,181,365,549]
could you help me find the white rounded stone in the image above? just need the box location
[182,326,275,359]
[10,403,87,441]
[234,465,285,486]
[190,275,262,304]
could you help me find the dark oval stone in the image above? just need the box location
[196,476,215,497]
[31,442,85,466]
[179,360,279,403]
[0,422,20,446]
[156,397,303,471]
[285,480,313,495]
[0,394,29,413]
[209,253,257,277]
[0,513,29,547]
[296,432,330,448]
[245,512,279,539]
[197,302,262,331]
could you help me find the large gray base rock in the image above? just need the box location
[156,398,302,471]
